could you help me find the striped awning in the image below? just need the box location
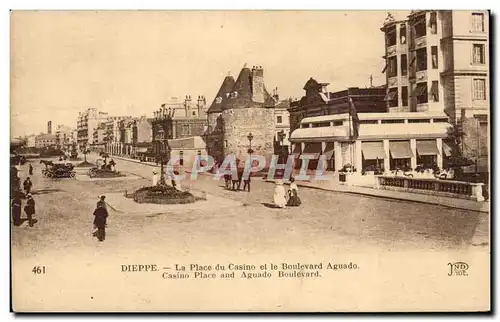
[322,142,335,159]
[416,140,439,156]
[362,141,386,160]
[390,141,413,159]
[302,142,322,159]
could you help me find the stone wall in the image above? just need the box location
[222,106,275,164]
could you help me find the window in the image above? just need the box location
[433,118,448,123]
[332,121,343,126]
[473,44,485,64]
[385,88,398,107]
[431,46,438,69]
[359,120,378,125]
[182,124,191,135]
[381,119,405,124]
[401,54,408,76]
[473,79,486,100]
[429,12,437,34]
[415,82,428,104]
[386,26,396,46]
[387,56,397,77]
[416,48,427,71]
[414,16,427,38]
[408,119,431,123]
[224,140,228,148]
[192,111,196,116]
[472,13,485,32]
[402,86,408,106]
[276,116,282,124]
[400,24,407,44]
[431,81,439,102]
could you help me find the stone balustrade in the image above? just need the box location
[377,176,485,202]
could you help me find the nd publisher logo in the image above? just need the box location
[448,262,469,276]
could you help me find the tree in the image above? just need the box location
[445,124,474,178]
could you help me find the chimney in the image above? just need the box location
[273,87,280,102]
[251,65,264,103]
[47,121,52,134]
[197,95,206,116]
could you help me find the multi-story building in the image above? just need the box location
[381,10,489,172]
[131,116,153,158]
[118,118,135,155]
[26,134,36,148]
[273,91,292,156]
[54,125,74,150]
[151,95,208,157]
[76,108,109,150]
[205,65,276,165]
[91,122,107,151]
[105,116,133,155]
[35,133,57,148]
[288,80,387,170]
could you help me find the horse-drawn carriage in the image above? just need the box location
[40,160,76,178]
[88,158,122,178]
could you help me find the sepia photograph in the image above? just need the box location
[9,9,491,312]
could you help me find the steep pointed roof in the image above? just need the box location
[230,67,253,106]
[207,76,235,114]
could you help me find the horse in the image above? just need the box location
[40,160,54,168]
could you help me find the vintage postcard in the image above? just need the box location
[10,10,490,312]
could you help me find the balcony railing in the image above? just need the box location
[377,176,485,201]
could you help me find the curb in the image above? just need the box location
[264,179,489,213]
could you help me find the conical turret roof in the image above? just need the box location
[207,75,236,114]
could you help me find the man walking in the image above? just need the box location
[11,193,22,226]
[28,163,33,175]
[24,194,36,227]
[23,177,33,195]
[93,199,109,242]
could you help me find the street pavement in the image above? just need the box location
[10,155,490,311]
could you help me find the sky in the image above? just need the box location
[10,10,411,137]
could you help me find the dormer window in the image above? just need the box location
[216,97,222,103]
[233,91,238,98]
[226,93,230,98]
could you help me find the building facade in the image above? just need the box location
[76,108,109,150]
[205,65,276,165]
[105,116,133,155]
[274,97,291,157]
[54,125,74,150]
[290,112,452,173]
[151,95,208,158]
[381,10,489,172]
[91,122,107,151]
[35,133,57,148]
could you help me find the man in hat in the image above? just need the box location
[93,199,109,242]
[11,192,22,226]
[23,177,33,195]
[24,194,36,227]
[97,195,107,209]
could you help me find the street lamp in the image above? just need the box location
[247,132,254,167]
[277,130,286,162]
[156,128,167,185]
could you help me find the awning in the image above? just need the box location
[416,140,439,156]
[443,142,453,157]
[322,142,335,159]
[136,147,148,153]
[302,142,322,159]
[362,141,386,160]
[390,141,413,158]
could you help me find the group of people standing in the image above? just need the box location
[11,162,36,227]
[273,177,302,209]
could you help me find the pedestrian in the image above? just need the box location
[11,193,22,226]
[24,194,36,227]
[28,163,33,175]
[172,170,180,190]
[273,180,287,209]
[243,172,251,192]
[93,199,109,242]
[23,177,33,195]
[97,195,107,210]
[152,171,159,186]
[109,159,116,172]
[286,177,302,207]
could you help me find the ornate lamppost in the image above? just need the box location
[247,132,254,167]
[156,128,170,185]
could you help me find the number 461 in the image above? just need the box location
[32,266,46,274]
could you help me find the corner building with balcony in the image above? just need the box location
[381,10,489,172]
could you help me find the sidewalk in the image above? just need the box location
[107,154,489,213]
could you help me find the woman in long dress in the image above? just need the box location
[287,177,302,207]
[273,180,287,208]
